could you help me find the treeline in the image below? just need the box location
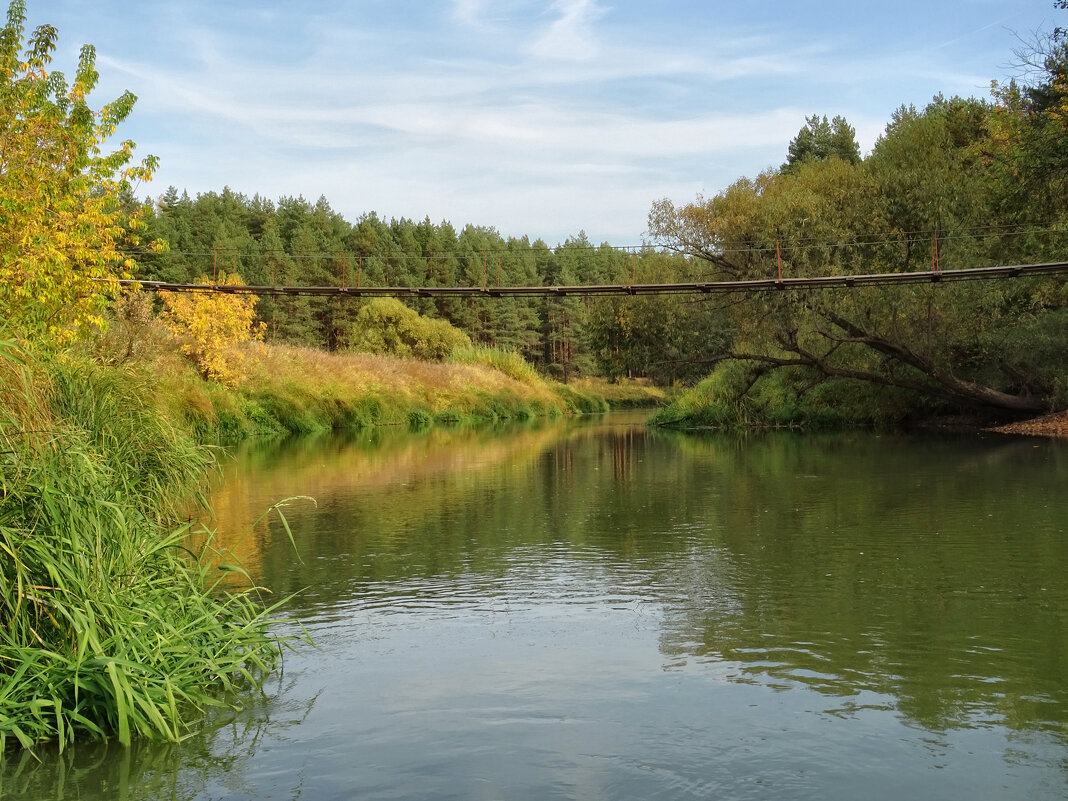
[134,196,728,384]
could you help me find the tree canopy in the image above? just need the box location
[782,114,862,173]
[0,0,159,347]
[651,77,1068,421]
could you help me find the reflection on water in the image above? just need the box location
[4,416,1068,800]
[1,675,317,801]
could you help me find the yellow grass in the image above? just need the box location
[567,377,667,408]
[244,344,566,418]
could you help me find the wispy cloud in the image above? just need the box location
[527,0,608,61]
[452,0,486,27]
[63,0,1059,243]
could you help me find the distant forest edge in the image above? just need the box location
[134,193,728,386]
[133,33,1068,423]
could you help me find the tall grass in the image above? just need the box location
[450,345,542,386]
[163,344,576,440]
[565,377,667,409]
[0,344,288,751]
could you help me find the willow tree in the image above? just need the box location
[0,0,159,347]
[650,98,1067,421]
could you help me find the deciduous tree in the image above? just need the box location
[651,94,1067,419]
[159,273,265,385]
[343,297,470,361]
[0,0,160,347]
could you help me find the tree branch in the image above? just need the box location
[822,311,1045,411]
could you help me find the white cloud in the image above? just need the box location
[74,0,1060,244]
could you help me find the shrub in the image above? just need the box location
[159,273,265,386]
[344,298,470,360]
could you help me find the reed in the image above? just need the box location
[0,345,287,751]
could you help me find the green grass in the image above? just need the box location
[547,381,610,414]
[0,345,291,751]
[150,343,578,442]
[566,377,667,409]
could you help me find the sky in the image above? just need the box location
[27,0,1063,246]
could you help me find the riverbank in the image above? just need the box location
[133,342,664,443]
[0,347,287,750]
[989,411,1068,438]
[648,361,1068,436]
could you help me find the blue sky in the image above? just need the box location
[29,0,1061,245]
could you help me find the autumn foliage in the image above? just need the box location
[159,272,265,385]
[0,0,160,347]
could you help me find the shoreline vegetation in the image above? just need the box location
[0,335,662,752]
[646,363,1068,438]
[110,334,667,443]
[0,343,286,751]
[3,0,1067,758]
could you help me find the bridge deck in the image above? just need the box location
[112,261,1068,298]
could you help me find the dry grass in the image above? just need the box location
[0,340,53,452]
[567,377,667,408]
[241,343,566,424]
[102,333,651,443]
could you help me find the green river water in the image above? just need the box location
[3,413,1067,800]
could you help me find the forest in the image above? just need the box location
[133,194,728,386]
[124,30,1068,427]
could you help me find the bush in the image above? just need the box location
[159,273,265,386]
[344,298,470,360]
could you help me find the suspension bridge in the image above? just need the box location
[110,260,1068,299]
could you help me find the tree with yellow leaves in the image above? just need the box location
[0,0,160,348]
[159,273,266,386]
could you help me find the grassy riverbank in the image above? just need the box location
[649,364,912,431]
[122,340,664,443]
[0,336,661,750]
[0,345,288,750]
[651,363,1068,436]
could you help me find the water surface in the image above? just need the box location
[4,416,1067,800]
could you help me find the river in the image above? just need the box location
[3,413,1067,800]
